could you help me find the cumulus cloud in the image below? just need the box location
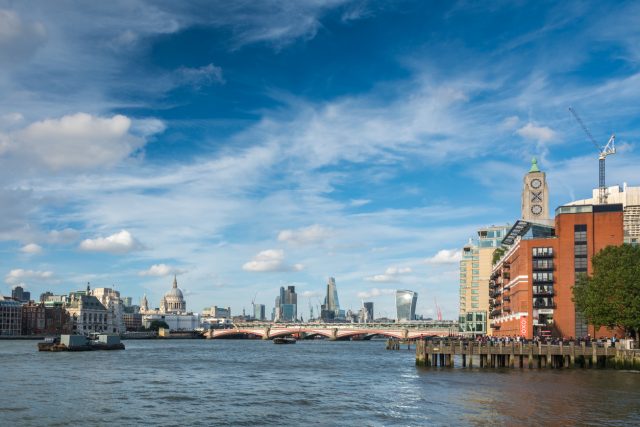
[424,249,462,264]
[242,249,303,272]
[516,122,557,143]
[278,224,332,245]
[357,288,395,299]
[5,268,53,284]
[139,263,186,277]
[20,243,42,254]
[3,113,164,171]
[365,266,412,282]
[79,230,143,254]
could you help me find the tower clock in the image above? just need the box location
[521,158,549,222]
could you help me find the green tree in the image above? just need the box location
[572,244,640,339]
[492,246,506,265]
[148,320,170,331]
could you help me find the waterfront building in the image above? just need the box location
[566,183,640,245]
[21,302,46,335]
[396,290,418,322]
[11,286,31,303]
[202,306,231,318]
[66,285,109,335]
[458,225,511,336]
[123,313,143,331]
[491,204,624,339]
[92,287,125,334]
[253,304,266,321]
[44,305,71,335]
[0,295,22,336]
[274,286,298,321]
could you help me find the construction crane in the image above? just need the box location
[434,298,442,321]
[568,107,616,204]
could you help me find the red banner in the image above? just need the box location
[520,317,527,336]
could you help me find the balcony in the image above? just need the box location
[503,296,510,302]
[502,273,511,280]
[533,301,556,309]
[503,306,511,313]
[532,252,554,259]
[490,323,500,329]
[490,309,501,318]
[533,289,555,297]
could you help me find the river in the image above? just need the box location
[1,339,638,426]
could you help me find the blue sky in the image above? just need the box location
[1,1,639,319]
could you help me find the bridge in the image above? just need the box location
[204,321,459,340]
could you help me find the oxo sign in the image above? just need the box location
[520,317,527,336]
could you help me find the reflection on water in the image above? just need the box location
[0,340,638,426]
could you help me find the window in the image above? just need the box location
[575,258,588,271]
[471,303,479,308]
[471,289,479,294]
[574,245,587,256]
[575,231,587,242]
[471,296,479,301]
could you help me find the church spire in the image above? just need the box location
[173,274,177,289]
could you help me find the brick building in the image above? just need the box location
[490,204,624,339]
[22,302,46,335]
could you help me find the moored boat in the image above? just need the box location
[273,337,296,344]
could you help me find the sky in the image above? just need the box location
[1,1,639,320]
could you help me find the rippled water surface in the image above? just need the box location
[1,339,639,426]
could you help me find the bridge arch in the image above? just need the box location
[210,329,266,339]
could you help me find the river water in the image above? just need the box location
[1,339,638,426]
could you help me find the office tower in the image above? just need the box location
[396,290,417,322]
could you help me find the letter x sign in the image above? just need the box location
[531,191,542,202]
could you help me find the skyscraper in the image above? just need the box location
[363,302,374,323]
[275,286,297,321]
[253,304,266,321]
[396,290,417,322]
[321,277,341,321]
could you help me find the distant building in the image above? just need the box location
[92,287,125,334]
[566,183,640,245]
[141,277,199,331]
[123,313,143,331]
[11,286,30,303]
[458,224,510,336]
[21,302,46,335]
[360,302,374,323]
[0,296,22,336]
[39,291,53,303]
[253,304,266,321]
[321,277,343,321]
[396,290,417,322]
[202,306,231,318]
[66,285,109,335]
[274,286,298,321]
[123,296,132,308]
[44,305,71,335]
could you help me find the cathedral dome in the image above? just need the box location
[161,275,186,313]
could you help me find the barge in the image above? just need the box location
[38,334,125,352]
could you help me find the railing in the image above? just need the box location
[533,289,555,297]
[533,302,556,309]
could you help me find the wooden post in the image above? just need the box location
[528,344,534,369]
[468,342,473,368]
[462,353,466,367]
[570,342,575,368]
[592,344,598,368]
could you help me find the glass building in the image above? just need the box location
[396,290,417,322]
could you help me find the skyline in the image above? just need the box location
[1,1,640,319]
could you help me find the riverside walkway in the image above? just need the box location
[415,340,640,370]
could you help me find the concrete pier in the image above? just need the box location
[416,340,640,370]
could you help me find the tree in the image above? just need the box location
[492,246,506,265]
[148,320,170,331]
[573,244,640,339]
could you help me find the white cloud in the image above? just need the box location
[350,199,371,207]
[79,230,143,254]
[4,113,164,171]
[20,243,42,254]
[177,63,225,87]
[365,266,412,282]
[301,290,322,298]
[357,288,396,299]
[242,249,303,272]
[516,122,557,143]
[139,263,186,277]
[5,268,53,284]
[48,228,80,244]
[424,249,462,265]
[278,224,332,245]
